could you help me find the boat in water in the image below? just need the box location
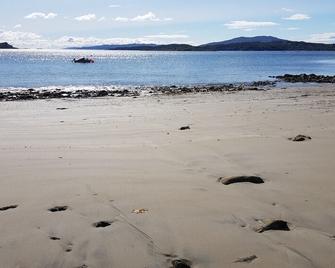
[73,57,94,64]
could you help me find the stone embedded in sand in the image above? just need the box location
[0,205,18,211]
[289,135,312,142]
[171,259,192,268]
[234,255,258,263]
[56,107,68,110]
[48,206,68,212]
[93,221,113,228]
[132,208,148,214]
[257,220,290,233]
[179,126,190,131]
[218,176,264,185]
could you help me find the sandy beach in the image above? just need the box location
[1,84,335,268]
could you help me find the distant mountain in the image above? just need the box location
[201,36,285,47]
[0,42,17,49]
[69,36,335,51]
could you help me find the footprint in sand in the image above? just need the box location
[49,236,61,241]
[65,242,73,252]
[0,205,18,211]
[234,255,258,263]
[48,206,68,212]
[171,259,192,268]
[93,221,114,228]
[256,220,291,233]
[217,176,264,185]
[288,135,312,142]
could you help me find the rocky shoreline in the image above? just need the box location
[0,83,274,102]
[1,74,335,102]
[274,73,335,83]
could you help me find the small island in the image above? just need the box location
[0,42,17,49]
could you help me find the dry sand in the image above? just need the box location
[0,85,335,268]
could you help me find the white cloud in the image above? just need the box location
[144,34,189,39]
[74,14,97,21]
[282,8,294,12]
[283,13,310,20]
[25,12,57,20]
[109,4,120,8]
[224,20,278,31]
[0,30,47,47]
[287,27,299,31]
[54,33,190,48]
[114,12,172,22]
[132,12,160,22]
[0,29,189,48]
[14,24,22,29]
[115,17,129,22]
[98,17,106,22]
[308,33,335,44]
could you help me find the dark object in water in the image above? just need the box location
[289,135,312,142]
[234,255,258,263]
[56,107,68,110]
[93,221,113,228]
[218,176,264,185]
[73,57,94,64]
[179,126,190,131]
[257,220,290,233]
[48,206,68,212]
[171,259,192,268]
[0,205,18,211]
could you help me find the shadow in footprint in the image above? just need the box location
[179,126,190,131]
[93,221,113,228]
[0,205,18,211]
[49,236,61,241]
[288,135,312,142]
[171,259,192,268]
[218,176,264,185]
[48,206,68,212]
[257,220,290,233]
[234,255,257,263]
[65,242,73,252]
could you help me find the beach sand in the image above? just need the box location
[0,85,335,268]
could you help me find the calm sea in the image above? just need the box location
[0,49,335,89]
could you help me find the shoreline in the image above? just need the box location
[1,74,334,102]
[0,82,275,102]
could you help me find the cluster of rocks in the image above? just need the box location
[145,84,268,96]
[0,88,140,102]
[0,83,270,102]
[274,73,335,83]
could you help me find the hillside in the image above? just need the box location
[0,42,17,49]
[69,36,335,51]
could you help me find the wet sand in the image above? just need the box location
[0,85,335,267]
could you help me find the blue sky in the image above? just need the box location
[1,0,335,48]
